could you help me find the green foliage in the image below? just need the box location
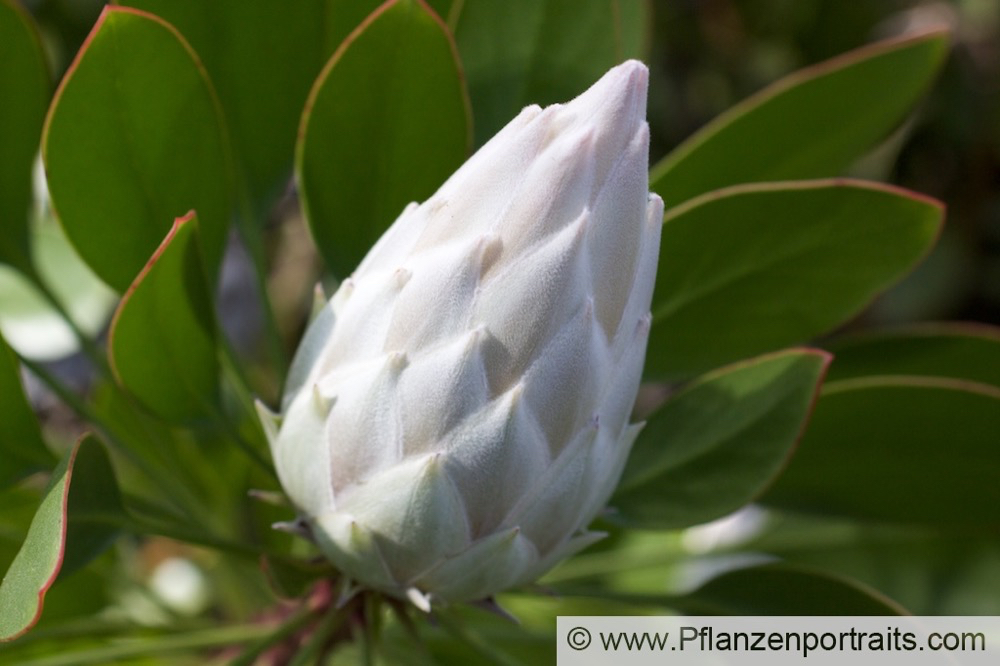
[42,6,232,292]
[108,213,219,424]
[0,332,53,488]
[650,31,948,209]
[0,0,49,275]
[297,0,471,277]
[0,447,70,642]
[0,0,996,662]
[672,563,906,616]
[763,376,1000,527]
[0,435,119,642]
[647,180,943,379]
[614,349,829,529]
[824,323,1000,386]
[115,0,335,213]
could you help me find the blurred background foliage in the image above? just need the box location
[644,0,1000,327]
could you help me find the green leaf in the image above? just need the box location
[323,0,385,57]
[0,453,73,643]
[0,435,122,642]
[0,486,42,557]
[825,323,1000,388]
[108,212,219,423]
[0,0,49,275]
[675,563,906,615]
[762,377,1000,528]
[450,0,650,146]
[42,5,232,292]
[61,438,124,579]
[0,332,53,489]
[651,31,948,209]
[613,349,830,530]
[749,514,1000,615]
[646,180,944,380]
[115,0,334,213]
[297,0,471,277]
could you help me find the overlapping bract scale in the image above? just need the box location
[263,60,663,605]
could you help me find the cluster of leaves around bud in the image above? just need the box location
[1,1,998,663]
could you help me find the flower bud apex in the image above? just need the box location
[261,60,664,605]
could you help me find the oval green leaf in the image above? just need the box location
[449,0,650,146]
[116,0,334,213]
[297,0,471,277]
[108,212,219,423]
[825,323,1000,389]
[762,377,1000,528]
[676,563,906,615]
[0,331,53,489]
[0,0,49,274]
[647,180,944,380]
[651,31,949,209]
[0,434,122,642]
[613,349,830,530]
[42,6,232,292]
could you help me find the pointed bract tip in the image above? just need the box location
[272,519,313,540]
[477,232,503,276]
[472,597,520,624]
[569,59,649,124]
[636,312,652,337]
[310,283,328,320]
[312,384,333,415]
[335,577,361,609]
[386,350,408,373]
[406,587,433,613]
[254,399,281,444]
[392,267,412,289]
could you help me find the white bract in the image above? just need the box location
[260,60,663,608]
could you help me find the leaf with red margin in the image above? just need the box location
[42,6,232,292]
[646,180,944,380]
[0,0,50,274]
[0,434,123,642]
[297,0,472,277]
[824,322,1000,389]
[650,31,949,210]
[0,331,54,489]
[109,212,219,424]
[555,562,906,615]
[674,563,907,615]
[115,0,339,214]
[762,376,1000,528]
[612,349,831,530]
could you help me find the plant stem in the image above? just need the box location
[228,605,316,666]
[22,261,111,378]
[205,398,275,479]
[540,547,688,584]
[115,509,263,559]
[9,623,270,666]
[19,355,232,543]
[433,610,522,666]
[287,604,348,666]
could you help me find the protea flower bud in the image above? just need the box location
[259,60,663,608]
